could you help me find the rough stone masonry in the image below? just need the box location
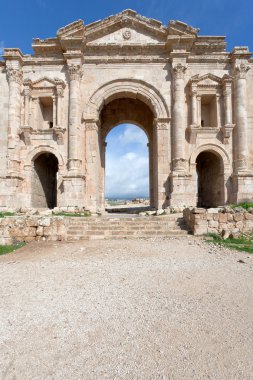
[0,9,253,213]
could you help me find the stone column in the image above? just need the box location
[153,119,170,209]
[172,63,187,172]
[85,120,100,212]
[234,62,249,172]
[6,68,23,149]
[67,63,83,174]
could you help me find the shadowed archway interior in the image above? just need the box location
[196,151,225,208]
[31,153,58,209]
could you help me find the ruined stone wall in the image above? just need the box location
[184,207,253,236]
[0,216,67,245]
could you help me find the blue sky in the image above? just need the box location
[1,0,252,198]
[1,0,252,54]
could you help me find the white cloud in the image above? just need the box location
[105,125,149,198]
[123,152,137,161]
[118,124,148,146]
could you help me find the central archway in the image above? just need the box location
[100,97,155,209]
[83,79,170,212]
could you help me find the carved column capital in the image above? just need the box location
[172,63,187,80]
[234,63,250,79]
[67,64,83,81]
[7,68,23,85]
[85,120,100,131]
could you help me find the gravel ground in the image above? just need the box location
[0,237,252,380]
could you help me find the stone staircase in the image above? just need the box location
[66,213,190,241]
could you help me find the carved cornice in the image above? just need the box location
[7,68,23,85]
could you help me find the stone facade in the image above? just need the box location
[0,10,253,212]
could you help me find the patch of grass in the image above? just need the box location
[205,232,253,253]
[0,242,26,256]
[0,212,15,218]
[53,211,91,217]
[230,202,253,210]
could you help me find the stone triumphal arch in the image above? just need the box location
[0,10,253,211]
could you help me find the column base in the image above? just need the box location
[67,159,82,174]
[232,173,253,204]
[169,172,196,207]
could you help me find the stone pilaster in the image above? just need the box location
[23,79,32,127]
[171,62,187,172]
[221,75,234,144]
[67,63,83,174]
[85,120,101,212]
[153,119,170,209]
[56,84,64,127]
[191,84,198,126]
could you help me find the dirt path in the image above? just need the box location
[0,237,252,380]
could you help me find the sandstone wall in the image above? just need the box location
[184,207,253,236]
[0,216,67,245]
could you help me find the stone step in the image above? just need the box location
[66,228,189,238]
[68,219,185,227]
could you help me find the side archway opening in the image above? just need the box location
[31,153,58,209]
[196,151,225,207]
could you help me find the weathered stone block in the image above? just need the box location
[234,213,243,222]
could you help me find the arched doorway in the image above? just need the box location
[31,153,58,209]
[105,123,149,207]
[196,151,224,207]
[100,97,155,209]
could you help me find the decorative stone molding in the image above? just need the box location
[153,118,170,130]
[18,126,33,145]
[53,127,66,145]
[86,124,98,131]
[221,124,234,144]
[67,158,82,172]
[123,29,131,40]
[172,63,187,79]
[234,62,250,79]
[173,158,188,172]
[19,77,66,136]
[187,73,234,144]
[68,64,83,81]
[6,68,23,85]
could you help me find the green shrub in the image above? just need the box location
[0,242,25,256]
[0,212,15,218]
[205,232,253,253]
